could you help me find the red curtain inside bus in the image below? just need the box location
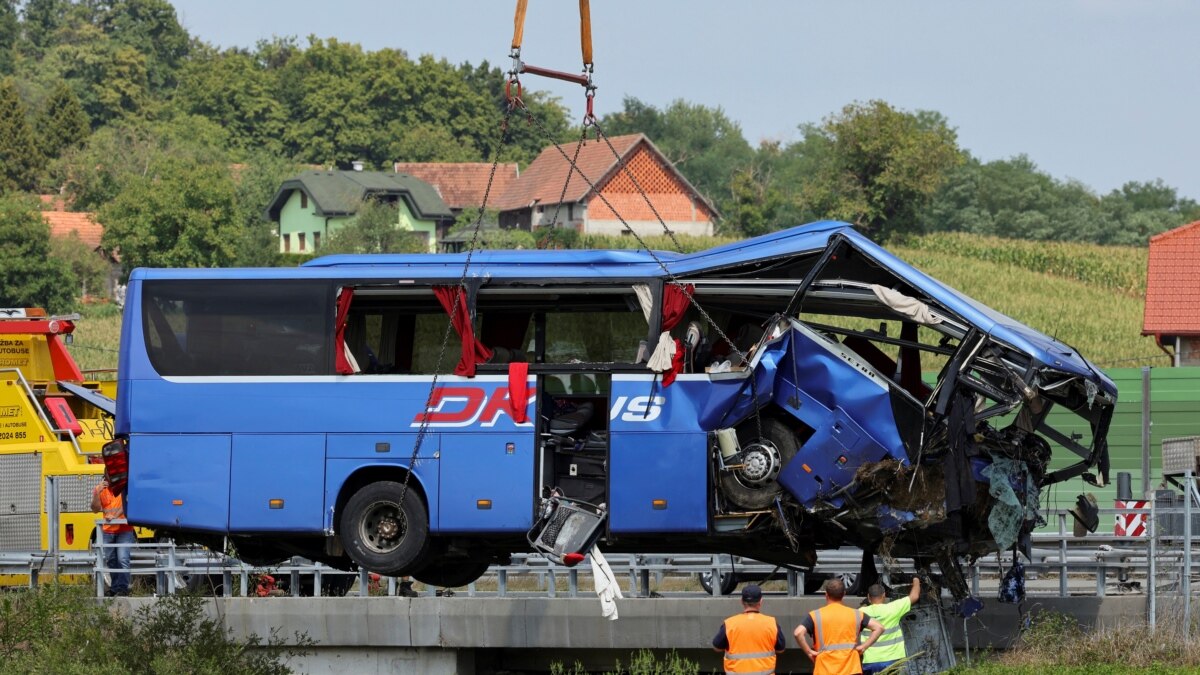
[434,285,493,377]
[334,287,355,375]
[660,283,694,386]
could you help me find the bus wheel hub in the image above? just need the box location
[738,441,781,487]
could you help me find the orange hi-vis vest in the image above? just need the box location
[809,603,863,675]
[722,610,778,674]
[98,488,133,535]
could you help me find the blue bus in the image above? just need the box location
[115,221,1115,593]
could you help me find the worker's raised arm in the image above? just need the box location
[909,576,921,604]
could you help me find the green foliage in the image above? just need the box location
[36,79,90,160]
[96,0,189,93]
[231,153,307,267]
[20,0,68,57]
[49,231,110,299]
[0,76,43,191]
[98,156,242,274]
[550,649,700,675]
[797,100,962,239]
[536,225,580,250]
[0,193,76,310]
[36,18,151,126]
[578,233,739,254]
[172,50,286,156]
[56,114,230,209]
[321,199,428,254]
[0,584,313,674]
[0,1,15,75]
[925,158,1199,246]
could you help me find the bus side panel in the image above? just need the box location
[126,434,231,532]
[608,431,708,533]
[324,457,440,532]
[438,433,534,533]
[229,434,325,532]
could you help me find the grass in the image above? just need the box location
[951,609,1200,674]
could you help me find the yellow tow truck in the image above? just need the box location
[0,308,124,583]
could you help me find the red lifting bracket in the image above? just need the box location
[506,0,597,121]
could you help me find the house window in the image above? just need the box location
[283,234,291,253]
[298,232,307,252]
[300,191,308,209]
[313,232,321,250]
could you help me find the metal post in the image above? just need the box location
[568,567,578,597]
[358,569,369,597]
[1185,470,1193,636]
[167,545,177,595]
[498,569,508,597]
[239,570,248,597]
[46,477,60,580]
[1059,512,1068,597]
[787,569,798,597]
[223,570,233,597]
[1149,496,1157,630]
[314,568,323,597]
[1142,367,1152,498]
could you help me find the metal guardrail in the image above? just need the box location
[4,505,1195,602]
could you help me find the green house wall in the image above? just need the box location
[277,189,439,254]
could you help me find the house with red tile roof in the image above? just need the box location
[1142,220,1200,366]
[490,133,717,237]
[392,162,520,214]
[389,135,718,248]
[42,209,120,298]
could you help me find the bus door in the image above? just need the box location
[537,372,610,509]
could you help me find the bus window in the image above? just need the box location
[142,280,331,376]
[476,286,651,366]
[343,288,455,374]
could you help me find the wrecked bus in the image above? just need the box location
[113,221,1114,593]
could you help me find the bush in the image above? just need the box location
[551,649,700,675]
[0,585,312,675]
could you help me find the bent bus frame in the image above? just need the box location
[115,221,1115,594]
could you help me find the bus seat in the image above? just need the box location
[548,401,595,436]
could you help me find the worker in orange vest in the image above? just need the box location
[711,584,785,673]
[90,471,135,596]
[794,578,884,675]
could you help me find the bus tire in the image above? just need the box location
[412,558,491,588]
[339,481,429,576]
[720,418,799,511]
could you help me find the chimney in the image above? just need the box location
[352,160,364,172]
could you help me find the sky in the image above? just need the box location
[169,0,1200,199]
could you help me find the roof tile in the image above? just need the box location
[1143,220,1200,335]
[392,163,519,210]
[44,211,103,249]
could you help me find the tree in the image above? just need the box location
[98,157,242,274]
[0,0,16,74]
[797,100,962,239]
[321,199,427,254]
[0,77,43,192]
[37,80,89,160]
[231,152,305,267]
[172,50,285,156]
[40,21,150,126]
[0,194,77,311]
[54,114,229,209]
[49,232,110,299]
[20,0,67,56]
[97,0,189,92]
